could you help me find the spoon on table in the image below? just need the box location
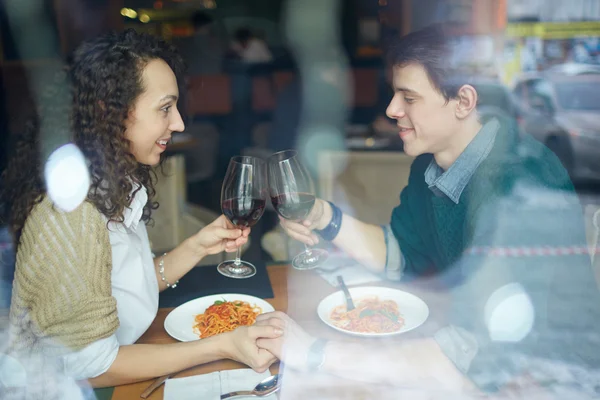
[336,275,355,311]
[220,374,281,399]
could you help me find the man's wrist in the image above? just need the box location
[315,201,343,241]
[316,199,333,230]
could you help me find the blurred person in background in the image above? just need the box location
[231,27,273,64]
[267,77,302,153]
[174,11,226,75]
[1,30,282,392]
[371,63,400,137]
[520,39,538,72]
[371,28,402,137]
[258,25,600,397]
[571,39,593,64]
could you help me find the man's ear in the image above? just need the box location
[455,84,478,119]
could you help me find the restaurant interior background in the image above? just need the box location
[1,0,600,308]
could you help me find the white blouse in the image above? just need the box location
[62,186,159,379]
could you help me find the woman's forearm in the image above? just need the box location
[88,333,229,387]
[153,238,205,292]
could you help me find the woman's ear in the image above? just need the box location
[455,84,478,119]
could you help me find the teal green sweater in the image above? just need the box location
[391,119,578,279]
[390,118,600,392]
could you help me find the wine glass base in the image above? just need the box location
[217,260,257,279]
[292,248,329,270]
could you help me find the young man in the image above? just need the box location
[259,25,600,396]
[231,27,273,64]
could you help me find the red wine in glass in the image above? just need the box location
[270,192,315,221]
[222,198,266,228]
[217,156,267,279]
[268,150,328,270]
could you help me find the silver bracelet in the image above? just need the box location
[159,252,179,289]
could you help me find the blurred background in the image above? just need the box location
[1,0,600,306]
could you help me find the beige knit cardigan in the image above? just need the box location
[9,196,119,356]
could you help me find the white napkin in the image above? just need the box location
[220,369,277,399]
[316,256,383,287]
[164,369,276,400]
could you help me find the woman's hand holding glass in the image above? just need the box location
[187,214,251,259]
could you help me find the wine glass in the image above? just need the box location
[217,156,267,279]
[268,150,328,270]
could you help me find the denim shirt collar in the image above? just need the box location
[424,118,500,204]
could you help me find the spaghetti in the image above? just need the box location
[193,300,262,339]
[330,296,404,334]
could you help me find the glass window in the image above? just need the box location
[555,81,600,111]
[525,79,555,113]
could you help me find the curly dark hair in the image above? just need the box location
[1,29,185,244]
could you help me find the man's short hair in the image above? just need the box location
[387,24,466,102]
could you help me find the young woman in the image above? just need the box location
[2,30,281,388]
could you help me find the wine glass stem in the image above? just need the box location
[234,247,242,266]
[304,244,313,256]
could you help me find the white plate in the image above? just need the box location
[317,286,429,337]
[164,294,275,342]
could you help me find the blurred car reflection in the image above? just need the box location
[513,70,600,182]
[472,79,524,125]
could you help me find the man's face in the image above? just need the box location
[386,63,460,157]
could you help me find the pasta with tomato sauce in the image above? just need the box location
[330,296,404,333]
[193,300,262,338]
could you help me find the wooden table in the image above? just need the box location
[111,264,449,399]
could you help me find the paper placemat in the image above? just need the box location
[159,260,274,308]
[316,256,383,287]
